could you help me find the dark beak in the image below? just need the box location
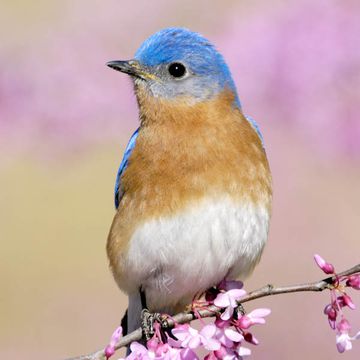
[106,60,143,78]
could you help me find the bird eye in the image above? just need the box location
[168,62,187,78]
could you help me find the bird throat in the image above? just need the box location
[135,86,239,127]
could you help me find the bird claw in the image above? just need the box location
[141,309,168,341]
[235,303,246,317]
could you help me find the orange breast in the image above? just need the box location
[107,89,272,285]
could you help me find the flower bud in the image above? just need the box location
[237,315,252,329]
[337,318,351,333]
[342,294,356,310]
[314,254,335,274]
[346,275,360,290]
[324,304,337,320]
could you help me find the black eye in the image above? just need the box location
[168,62,186,78]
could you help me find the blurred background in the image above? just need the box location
[1,0,359,359]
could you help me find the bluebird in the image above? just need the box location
[106,28,272,335]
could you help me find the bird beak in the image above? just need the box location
[106,60,157,81]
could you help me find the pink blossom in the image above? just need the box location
[166,337,199,360]
[210,344,252,360]
[324,304,338,329]
[214,289,246,320]
[104,326,123,359]
[214,345,238,360]
[126,342,148,359]
[214,318,232,329]
[172,324,221,351]
[236,309,271,330]
[243,332,259,346]
[200,325,222,351]
[336,319,360,353]
[337,294,356,310]
[172,324,201,349]
[214,326,243,349]
[346,275,360,290]
[177,348,199,360]
[224,328,244,343]
[126,340,185,360]
[218,279,244,291]
[204,352,217,360]
[236,345,252,358]
[314,254,335,274]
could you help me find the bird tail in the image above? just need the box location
[123,292,144,355]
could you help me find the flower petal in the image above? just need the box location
[214,293,230,308]
[200,324,217,338]
[221,306,233,320]
[180,348,199,360]
[172,325,191,342]
[336,334,352,353]
[130,341,148,354]
[203,337,221,351]
[248,308,271,318]
[314,254,334,274]
[224,328,244,342]
[188,336,201,349]
[237,346,252,357]
[220,280,244,291]
[227,289,246,300]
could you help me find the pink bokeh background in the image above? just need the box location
[1,0,359,359]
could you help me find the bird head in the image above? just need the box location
[107,27,240,107]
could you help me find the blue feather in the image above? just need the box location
[114,128,140,208]
[135,28,240,107]
[245,115,264,147]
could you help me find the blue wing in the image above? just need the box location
[245,115,264,147]
[114,128,140,209]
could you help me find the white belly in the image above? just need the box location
[123,196,270,312]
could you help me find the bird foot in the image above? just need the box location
[235,303,246,318]
[188,299,211,320]
[141,309,168,341]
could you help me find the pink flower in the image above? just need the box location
[324,304,338,329]
[214,289,246,320]
[215,326,243,348]
[200,325,222,351]
[166,337,199,360]
[204,352,217,360]
[104,326,123,359]
[127,340,184,360]
[218,279,244,291]
[210,344,252,360]
[336,319,360,353]
[236,345,252,358]
[172,324,221,351]
[236,309,271,330]
[172,324,200,349]
[224,328,244,343]
[177,348,199,360]
[214,345,238,360]
[214,317,232,329]
[314,254,335,274]
[337,294,356,310]
[126,342,148,359]
[243,332,259,345]
[346,275,360,290]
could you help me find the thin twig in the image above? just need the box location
[66,263,360,360]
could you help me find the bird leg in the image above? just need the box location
[235,303,246,318]
[141,309,158,340]
[139,287,169,341]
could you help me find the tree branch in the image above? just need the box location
[66,263,360,360]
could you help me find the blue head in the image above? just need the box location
[107,28,240,106]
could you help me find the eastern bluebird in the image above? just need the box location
[106,28,272,335]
